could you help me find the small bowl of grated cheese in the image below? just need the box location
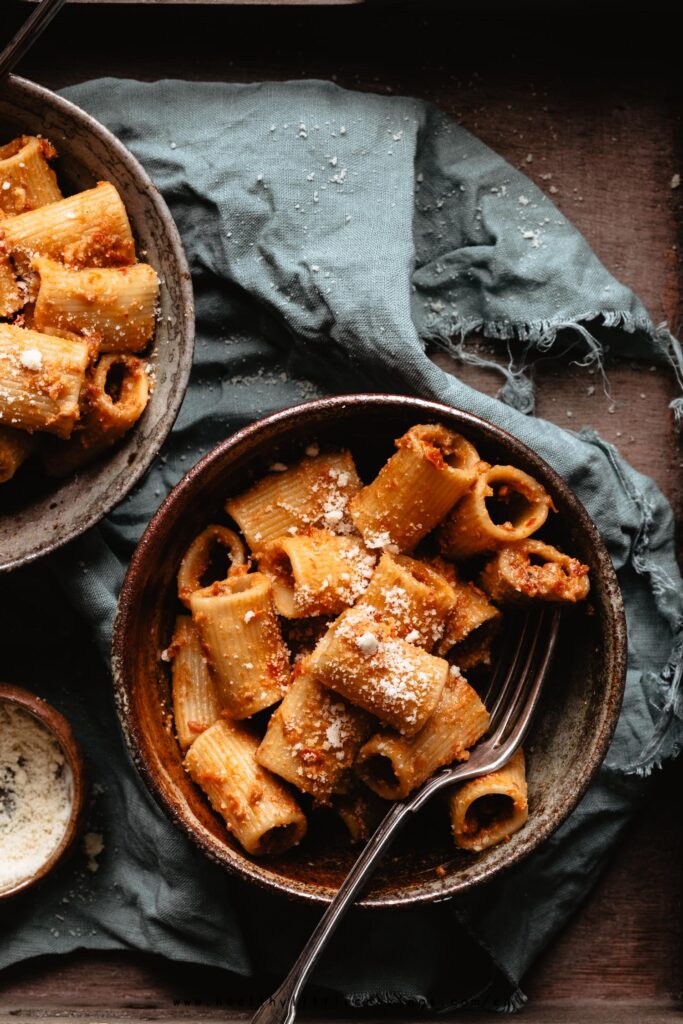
[0,684,86,900]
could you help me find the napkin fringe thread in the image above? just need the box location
[422,308,683,428]
[579,430,683,776]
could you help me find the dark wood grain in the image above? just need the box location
[0,3,681,1020]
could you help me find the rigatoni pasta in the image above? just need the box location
[189,573,289,719]
[0,132,159,486]
[0,323,89,438]
[356,670,489,799]
[256,667,373,804]
[0,181,135,278]
[32,258,159,352]
[177,525,247,608]
[169,615,221,752]
[480,540,590,605]
[439,464,554,559]
[349,424,482,552]
[162,423,588,860]
[307,606,448,736]
[357,551,456,649]
[42,353,149,476]
[226,450,362,550]
[184,719,307,856]
[449,748,529,852]
[0,136,62,216]
[259,529,375,618]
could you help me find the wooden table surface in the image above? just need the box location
[1,3,681,1022]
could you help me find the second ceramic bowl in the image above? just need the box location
[0,76,194,572]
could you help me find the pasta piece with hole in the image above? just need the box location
[449,748,528,852]
[307,606,448,736]
[356,551,457,650]
[429,557,501,656]
[33,258,159,353]
[189,572,289,719]
[349,424,482,553]
[439,464,554,559]
[356,669,489,799]
[185,718,307,856]
[42,353,149,475]
[169,615,222,752]
[259,529,375,618]
[335,788,389,844]
[0,181,136,280]
[256,666,374,804]
[226,450,362,552]
[0,135,62,217]
[0,322,89,438]
[177,526,247,608]
[480,539,590,605]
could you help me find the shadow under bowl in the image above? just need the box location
[112,394,626,908]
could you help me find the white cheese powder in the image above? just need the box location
[19,348,43,371]
[0,703,73,893]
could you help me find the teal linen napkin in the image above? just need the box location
[1,79,681,1013]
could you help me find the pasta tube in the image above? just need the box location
[185,718,307,856]
[0,136,62,216]
[429,557,500,656]
[308,606,448,736]
[0,323,88,438]
[450,619,501,673]
[0,181,136,278]
[349,424,481,552]
[33,258,159,353]
[0,425,35,484]
[177,526,247,608]
[357,551,457,649]
[43,353,149,475]
[480,539,590,605]
[449,748,528,852]
[336,788,389,844]
[259,529,375,618]
[256,667,374,804]
[226,450,362,551]
[189,572,289,719]
[168,615,221,752]
[439,464,554,559]
[356,670,489,799]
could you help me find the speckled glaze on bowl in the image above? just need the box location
[0,683,87,901]
[0,75,194,572]
[113,395,626,908]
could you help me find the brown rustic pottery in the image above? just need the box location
[112,395,627,908]
[0,683,87,901]
[0,75,194,572]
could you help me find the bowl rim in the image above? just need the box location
[113,393,627,908]
[0,683,87,902]
[0,75,195,574]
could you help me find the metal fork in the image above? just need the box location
[251,606,561,1024]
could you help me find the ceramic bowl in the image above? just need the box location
[0,683,87,901]
[0,75,194,572]
[112,394,626,907]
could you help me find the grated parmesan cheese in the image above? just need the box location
[19,348,43,371]
[0,703,72,893]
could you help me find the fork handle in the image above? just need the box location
[250,799,413,1024]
